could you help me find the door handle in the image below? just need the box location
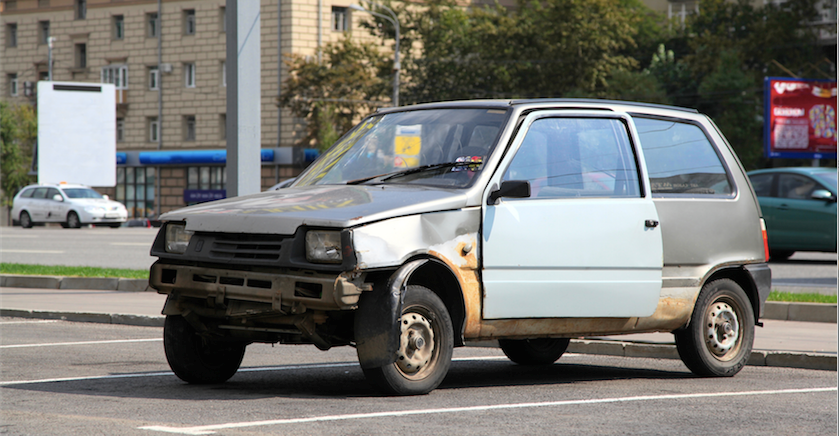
[645,219,659,228]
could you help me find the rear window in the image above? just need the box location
[634,118,732,196]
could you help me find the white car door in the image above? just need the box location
[481,111,663,319]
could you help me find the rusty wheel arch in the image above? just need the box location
[404,256,467,347]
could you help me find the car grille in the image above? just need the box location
[206,233,289,263]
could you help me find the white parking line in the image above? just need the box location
[0,338,162,349]
[0,320,60,325]
[1,249,64,254]
[138,387,838,435]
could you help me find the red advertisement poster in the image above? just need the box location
[764,77,837,159]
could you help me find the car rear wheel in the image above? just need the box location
[674,278,754,377]
[66,211,81,229]
[499,338,571,365]
[361,285,454,395]
[19,211,32,228]
[163,315,246,384]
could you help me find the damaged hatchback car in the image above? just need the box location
[149,99,771,395]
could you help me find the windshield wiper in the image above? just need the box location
[345,161,482,185]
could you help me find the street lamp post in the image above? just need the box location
[349,1,399,107]
[47,36,55,81]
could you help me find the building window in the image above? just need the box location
[8,74,19,97]
[76,0,86,20]
[184,63,196,88]
[220,114,226,140]
[184,115,196,141]
[332,7,349,32]
[117,167,155,218]
[101,65,128,89]
[184,9,196,35]
[116,118,125,142]
[113,15,124,40]
[6,23,17,47]
[148,117,159,142]
[220,7,226,32]
[188,166,226,190]
[38,71,49,81]
[5,1,16,10]
[149,66,159,90]
[39,0,50,8]
[148,13,159,38]
[221,61,226,87]
[39,21,50,45]
[75,43,87,68]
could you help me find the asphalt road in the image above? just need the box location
[1,318,836,436]
[1,226,836,294]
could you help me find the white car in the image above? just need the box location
[12,183,128,228]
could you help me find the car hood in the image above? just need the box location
[161,184,470,234]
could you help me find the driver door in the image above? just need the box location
[481,112,663,319]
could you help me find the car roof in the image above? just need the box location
[375,98,699,116]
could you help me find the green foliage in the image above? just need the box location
[768,291,837,304]
[0,101,36,207]
[279,38,390,148]
[0,263,149,279]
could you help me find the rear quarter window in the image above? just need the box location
[634,117,732,196]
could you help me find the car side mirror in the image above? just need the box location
[487,180,531,205]
[52,194,64,202]
[811,189,836,202]
[103,194,109,200]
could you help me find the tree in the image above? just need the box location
[279,38,390,150]
[0,101,36,208]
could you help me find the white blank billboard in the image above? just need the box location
[37,81,116,186]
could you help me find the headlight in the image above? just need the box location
[84,205,105,213]
[305,230,342,264]
[165,223,194,254]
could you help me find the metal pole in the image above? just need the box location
[349,2,399,106]
[156,0,162,218]
[47,37,55,80]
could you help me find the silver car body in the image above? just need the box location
[150,99,769,355]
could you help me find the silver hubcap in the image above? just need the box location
[705,300,740,359]
[395,311,434,377]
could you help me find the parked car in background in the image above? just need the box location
[748,167,837,260]
[11,183,128,229]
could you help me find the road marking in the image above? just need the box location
[0,320,60,325]
[0,235,39,238]
[1,249,64,254]
[138,387,838,435]
[111,243,152,246]
[0,338,162,349]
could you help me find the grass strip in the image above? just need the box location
[768,291,837,304]
[0,263,149,279]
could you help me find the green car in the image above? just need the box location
[748,167,837,260]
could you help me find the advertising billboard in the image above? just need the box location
[764,77,837,159]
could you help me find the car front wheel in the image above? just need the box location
[674,279,755,377]
[66,211,81,229]
[361,285,454,395]
[163,315,246,384]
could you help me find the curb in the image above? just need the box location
[2,308,835,373]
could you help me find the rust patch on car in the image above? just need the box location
[427,236,482,337]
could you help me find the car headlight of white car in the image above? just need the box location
[305,230,342,264]
[84,205,106,214]
[165,223,194,254]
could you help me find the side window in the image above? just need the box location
[750,174,773,197]
[19,188,35,198]
[503,117,641,198]
[46,188,61,199]
[778,174,818,200]
[634,118,732,195]
[32,188,49,199]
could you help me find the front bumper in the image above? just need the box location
[149,262,369,314]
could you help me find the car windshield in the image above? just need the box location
[294,108,509,188]
[812,171,838,191]
[62,188,104,199]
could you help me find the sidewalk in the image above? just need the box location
[1,285,835,372]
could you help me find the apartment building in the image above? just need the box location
[1,0,378,218]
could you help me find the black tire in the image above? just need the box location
[163,315,246,384]
[19,211,32,228]
[769,250,794,261]
[108,223,122,228]
[499,338,570,365]
[674,279,755,377]
[66,211,81,229]
[361,285,454,395]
